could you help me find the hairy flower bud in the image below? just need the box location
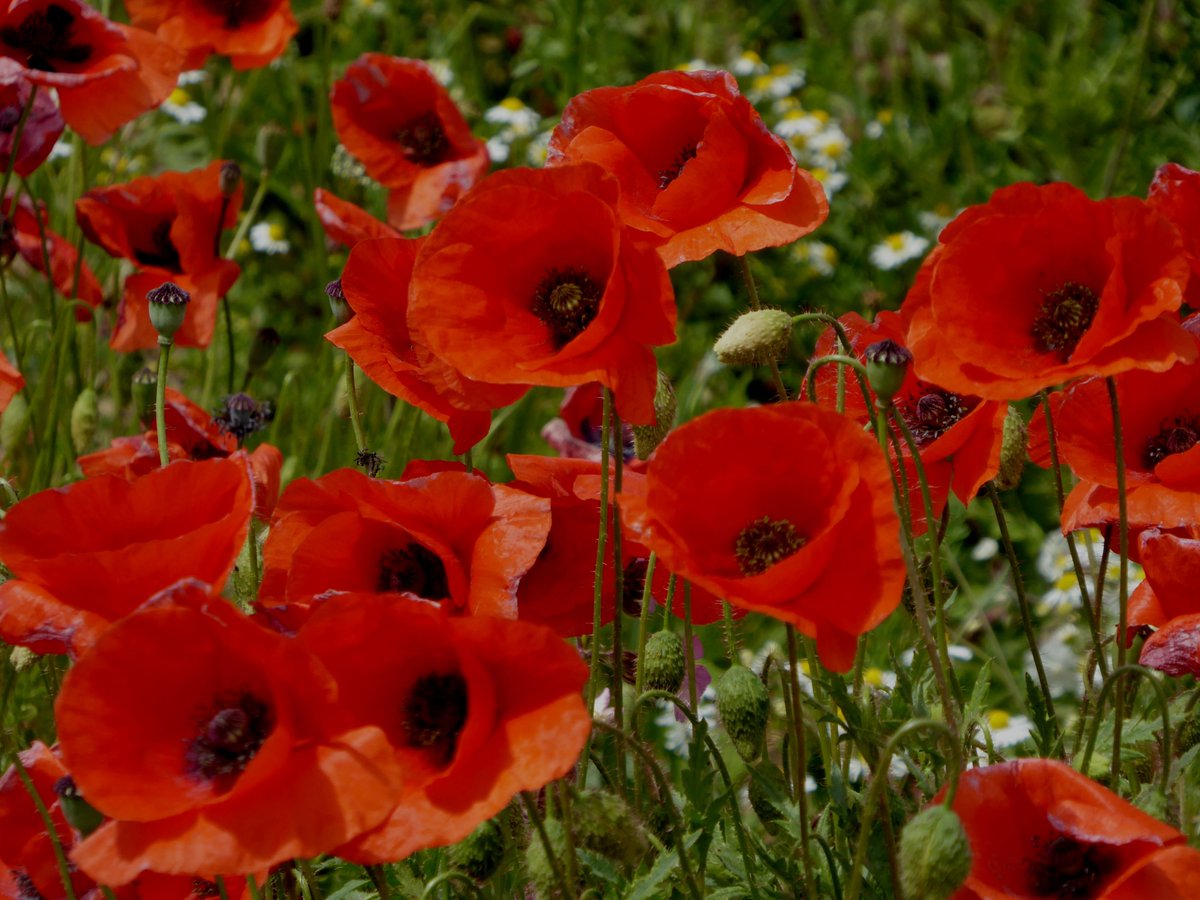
[640,630,686,694]
[716,664,769,762]
[747,763,789,834]
[0,391,27,453]
[256,123,287,172]
[131,367,157,427]
[864,338,913,407]
[632,370,675,460]
[899,805,973,900]
[714,308,794,366]
[993,405,1027,491]
[447,817,506,882]
[573,789,648,867]
[70,387,99,454]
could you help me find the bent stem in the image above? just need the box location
[1106,377,1131,783]
[844,719,962,900]
[1080,665,1170,796]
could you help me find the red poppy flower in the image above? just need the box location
[938,758,1198,899]
[258,468,550,621]
[1147,162,1200,306]
[621,403,904,672]
[506,455,717,636]
[0,1,182,144]
[905,182,1196,401]
[815,311,1004,529]
[1139,612,1200,677]
[0,75,61,176]
[124,0,297,71]
[540,382,648,471]
[6,194,104,312]
[328,236,524,453]
[0,456,254,656]
[408,164,677,425]
[57,581,402,883]
[134,872,261,900]
[547,69,828,267]
[330,54,488,231]
[77,388,283,518]
[1122,529,1200,636]
[0,348,20,414]
[294,592,589,863]
[314,188,398,248]
[75,160,241,352]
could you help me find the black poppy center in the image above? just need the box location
[185,692,274,788]
[657,143,698,190]
[1,3,91,72]
[1145,412,1200,468]
[531,267,602,347]
[198,0,275,27]
[134,218,182,271]
[735,515,805,577]
[190,880,222,899]
[402,671,469,765]
[1027,834,1116,898]
[1031,282,1099,359]
[395,110,450,167]
[214,392,274,444]
[896,386,969,447]
[12,871,43,900]
[378,542,450,599]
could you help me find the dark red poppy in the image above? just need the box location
[258,467,550,622]
[408,164,677,425]
[134,872,260,900]
[1123,529,1200,635]
[0,1,182,144]
[0,455,254,656]
[57,581,402,883]
[328,236,525,453]
[622,402,904,672]
[314,188,398,248]
[294,592,590,864]
[0,74,61,176]
[330,54,488,231]
[0,348,19,414]
[905,182,1195,401]
[815,311,1004,529]
[1147,162,1200,306]
[124,0,297,71]
[540,382,645,471]
[548,69,828,267]
[938,758,1198,899]
[6,194,104,312]
[75,160,241,352]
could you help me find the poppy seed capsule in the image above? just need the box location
[632,370,676,460]
[640,630,686,694]
[146,282,190,341]
[899,805,973,900]
[219,161,241,198]
[0,392,28,454]
[714,308,794,367]
[70,387,99,454]
[573,789,649,867]
[716,664,769,762]
[993,405,1028,491]
[864,338,913,407]
[447,817,506,882]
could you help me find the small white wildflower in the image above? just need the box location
[865,120,884,139]
[249,222,290,255]
[986,710,1034,748]
[426,58,454,87]
[49,138,73,161]
[869,231,929,270]
[593,687,615,725]
[161,87,206,125]
[484,97,540,136]
[731,50,768,77]
[862,666,897,690]
[750,64,805,101]
[900,644,973,666]
[655,684,719,759]
[675,58,712,72]
[1034,622,1085,698]
[793,241,837,277]
[971,537,1000,561]
[774,110,827,143]
[918,204,956,237]
[178,70,207,86]
[809,124,850,168]
[527,131,551,167]
[809,166,848,199]
[485,136,511,164]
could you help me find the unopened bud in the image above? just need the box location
[327,279,351,324]
[54,776,104,837]
[640,630,686,694]
[256,123,286,172]
[70,387,99,454]
[632,370,675,460]
[864,339,912,407]
[524,817,577,898]
[714,308,794,366]
[716,664,769,762]
[447,817,505,882]
[573,789,648,867]
[899,805,973,900]
[992,405,1027,491]
[747,763,789,834]
[219,161,242,198]
[0,391,28,453]
[146,282,190,342]
[132,367,157,427]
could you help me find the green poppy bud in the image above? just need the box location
[54,776,104,837]
[899,805,973,900]
[993,405,1027,491]
[716,664,769,762]
[448,817,506,882]
[70,387,99,454]
[0,391,28,454]
[714,308,794,366]
[256,123,287,172]
[573,789,648,867]
[747,763,789,834]
[131,367,157,428]
[640,629,686,694]
[632,370,675,460]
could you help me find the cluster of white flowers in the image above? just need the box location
[482,97,542,164]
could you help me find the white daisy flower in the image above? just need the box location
[750,64,806,101]
[426,58,454,87]
[864,109,894,139]
[675,58,713,72]
[731,50,768,77]
[809,166,847,199]
[869,231,930,270]
[49,138,73,161]
[986,710,1033,748]
[792,240,837,277]
[526,131,552,167]
[485,136,511,164]
[484,97,540,136]
[161,86,206,125]
[774,110,827,143]
[249,222,290,255]
[918,204,957,237]
[809,124,851,168]
[971,537,1000,561]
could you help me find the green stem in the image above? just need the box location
[0,83,36,202]
[156,337,173,467]
[579,389,612,788]
[221,296,236,395]
[1080,665,1170,796]
[295,859,324,900]
[804,355,871,403]
[345,354,366,452]
[786,625,818,900]
[722,601,736,664]
[418,872,480,900]
[609,396,625,792]
[683,582,697,712]
[1107,377,1131,783]
[520,791,573,899]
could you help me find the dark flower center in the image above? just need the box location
[12,871,43,900]
[1027,834,1115,898]
[395,110,450,166]
[213,392,273,444]
[531,267,602,347]
[190,880,222,899]
[402,671,469,764]
[1145,413,1200,468]
[895,386,970,447]
[657,144,698,190]
[1,4,92,72]
[198,0,275,27]
[579,413,636,461]
[134,218,182,271]
[735,516,805,576]
[1031,282,1099,359]
[185,692,274,788]
[622,557,649,616]
[378,542,450,599]
[0,105,22,132]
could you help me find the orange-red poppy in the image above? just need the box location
[124,0,297,70]
[938,758,1199,899]
[0,348,20,414]
[815,311,1004,530]
[258,468,550,621]
[330,54,488,231]
[77,387,283,518]
[1124,529,1200,636]
[0,456,254,656]
[621,402,904,672]
[408,164,677,425]
[314,188,398,248]
[0,1,181,144]
[1148,162,1200,306]
[76,160,241,352]
[540,382,647,471]
[295,592,590,864]
[1139,612,1200,678]
[6,194,104,312]
[56,581,402,883]
[0,75,61,176]
[547,69,828,267]
[905,182,1195,401]
[328,236,525,453]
